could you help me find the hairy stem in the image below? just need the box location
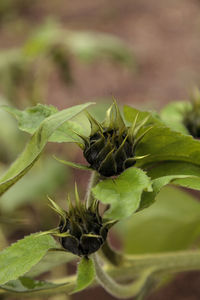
[123,250,200,273]
[101,241,123,266]
[93,253,155,299]
[93,249,200,299]
[86,171,100,208]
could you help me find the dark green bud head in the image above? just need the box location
[183,89,200,138]
[83,102,150,177]
[45,188,114,257]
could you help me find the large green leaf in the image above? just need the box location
[135,126,200,168]
[124,103,200,169]
[116,186,200,254]
[160,101,191,134]
[92,167,152,220]
[0,234,58,285]
[0,102,92,196]
[0,277,64,293]
[73,257,95,293]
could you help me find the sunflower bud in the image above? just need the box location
[44,186,114,257]
[82,102,151,177]
[183,90,200,138]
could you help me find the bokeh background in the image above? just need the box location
[1,0,200,299]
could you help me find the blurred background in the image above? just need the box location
[1,0,200,299]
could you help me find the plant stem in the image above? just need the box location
[93,253,155,299]
[0,228,7,251]
[93,249,200,299]
[123,250,200,273]
[101,241,123,266]
[86,171,100,208]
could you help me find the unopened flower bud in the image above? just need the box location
[183,91,200,138]
[81,102,151,177]
[44,187,115,257]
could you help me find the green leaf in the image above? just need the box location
[139,176,188,210]
[174,177,200,190]
[0,277,64,293]
[2,104,91,143]
[2,104,58,135]
[116,186,200,254]
[148,161,200,190]
[123,104,200,170]
[135,126,200,168]
[0,233,58,285]
[139,162,200,210]
[0,102,92,196]
[27,251,75,277]
[147,161,200,180]
[73,257,95,293]
[92,167,152,220]
[123,105,162,126]
[160,101,191,134]
[49,117,90,143]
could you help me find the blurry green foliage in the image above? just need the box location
[0,157,68,213]
[0,0,34,22]
[160,89,200,138]
[160,101,191,134]
[0,101,27,162]
[0,21,135,104]
[117,186,200,254]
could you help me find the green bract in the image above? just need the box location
[80,102,151,177]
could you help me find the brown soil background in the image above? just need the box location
[2,0,200,299]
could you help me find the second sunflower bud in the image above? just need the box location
[82,102,151,177]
